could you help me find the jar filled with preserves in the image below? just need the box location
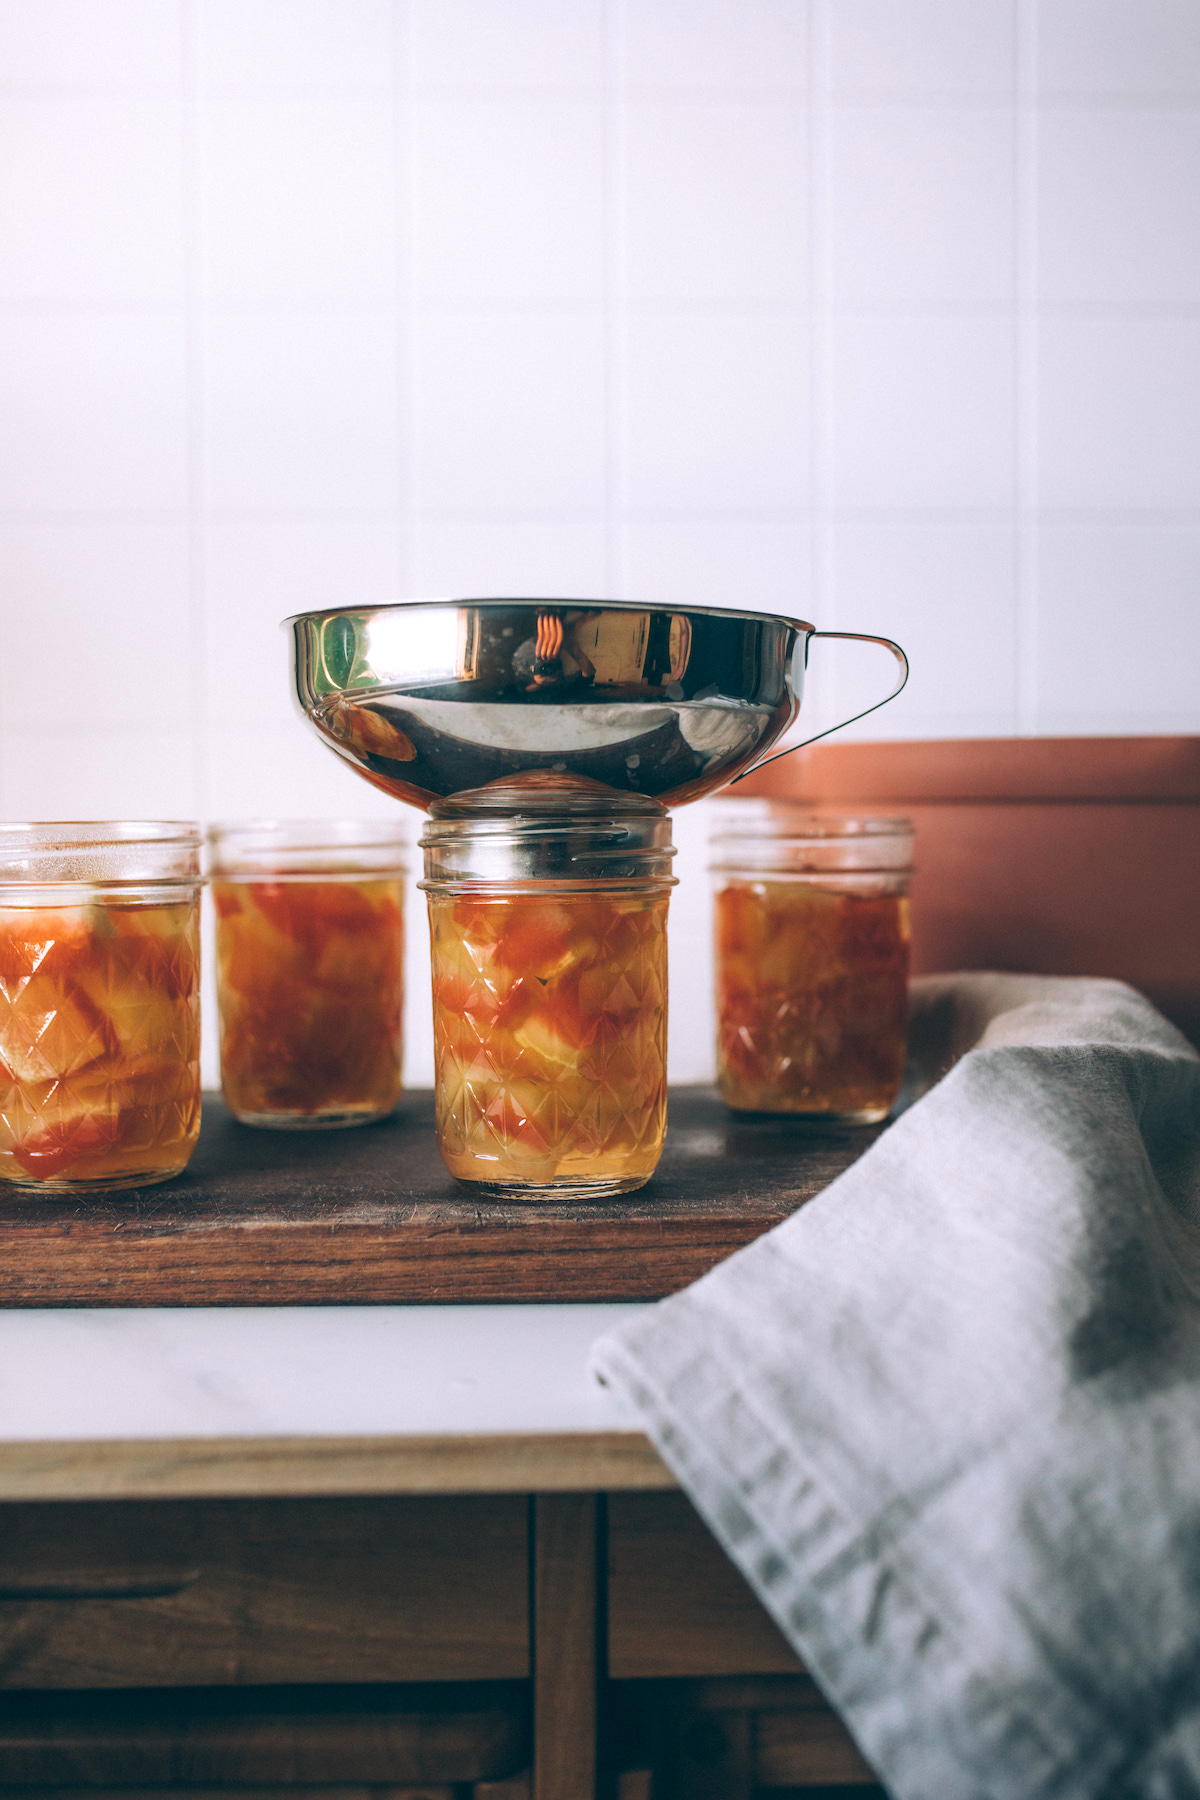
[711,808,914,1122]
[0,822,202,1192]
[420,782,676,1199]
[208,820,406,1129]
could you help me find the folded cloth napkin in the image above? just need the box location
[592,974,1200,1799]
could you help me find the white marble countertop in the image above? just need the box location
[0,1303,672,1501]
[0,1303,643,1441]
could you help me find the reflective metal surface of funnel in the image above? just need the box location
[287,600,808,809]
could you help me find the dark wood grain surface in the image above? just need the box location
[0,1089,882,1308]
[0,1495,529,1686]
[0,1681,528,1783]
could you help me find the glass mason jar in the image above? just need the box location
[208,820,406,1129]
[710,808,914,1122]
[0,822,202,1192]
[420,784,676,1200]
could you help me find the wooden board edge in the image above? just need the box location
[0,1430,678,1501]
[0,1227,797,1309]
[0,1267,737,1310]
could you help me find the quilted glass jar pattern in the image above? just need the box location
[0,823,202,1192]
[421,783,675,1199]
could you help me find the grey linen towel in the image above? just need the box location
[591,974,1200,1799]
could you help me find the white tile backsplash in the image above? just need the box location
[623,311,808,511]
[411,516,608,597]
[829,106,1014,305]
[199,97,396,301]
[826,0,1015,96]
[621,518,811,613]
[1039,319,1200,509]
[825,520,1019,738]
[412,99,605,302]
[664,798,714,1083]
[1,0,1198,1089]
[0,97,185,301]
[1038,110,1200,307]
[831,315,1016,508]
[1038,0,1200,96]
[409,0,605,92]
[622,0,807,93]
[0,729,200,823]
[622,101,808,303]
[414,309,606,511]
[201,310,401,511]
[0,0,183,86]
[0,521,192,729]
[196,0,394,92]
[0,311,188,511]
[1037,521,1200,727]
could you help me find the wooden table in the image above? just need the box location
[0,1095,887,1799]
[0,1088,880,1307]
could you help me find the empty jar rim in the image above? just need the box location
[710,807,913,874]
[0,821,202,895]
[207,818,408,879]
[421,789,676,886]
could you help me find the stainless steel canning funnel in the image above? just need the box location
[286,599,907,810]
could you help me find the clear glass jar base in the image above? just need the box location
[452,1171,655,1203]
[1,1162,193,1195]
[230,1107,394,1131]
[721,1099,892,1124]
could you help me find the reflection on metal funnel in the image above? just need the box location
[287,599,808,809]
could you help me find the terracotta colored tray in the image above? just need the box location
[0,1089,881,1307]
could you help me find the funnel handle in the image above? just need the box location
[730,629,909,785]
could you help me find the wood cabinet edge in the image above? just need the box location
[0,1431,677,1502]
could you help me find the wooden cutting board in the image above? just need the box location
[0,1089,882,1307]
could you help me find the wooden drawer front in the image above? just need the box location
[0,1497,528,1688]
[0,1684,528,1786]
[647,1678,878,1798]
[0,1791,457,1800]
[756,1706,876,1787]
[606,1493,802,1679]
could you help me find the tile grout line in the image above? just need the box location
[4,298,1200,320]
[4,503,1199,527]
[394,0,417,598]
[393,1,428,1086]
[805,0,820,634]
[603,0,628,599]
[180,0,208,818]
[807,0,838,731]
[1015,0,1040,734]
[32,78,1200,104]
[180,1,216,1085]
